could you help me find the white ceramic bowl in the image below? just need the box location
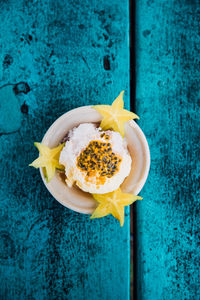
[40,106,150,214]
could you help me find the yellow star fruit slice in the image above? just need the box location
[29,142,65,182]
[93,91,139,137]
[91,188,142,226]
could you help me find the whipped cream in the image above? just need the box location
[59,123,131,194]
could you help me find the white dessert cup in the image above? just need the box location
[40,106,150,214]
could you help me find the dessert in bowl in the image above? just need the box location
[30,91,150,226]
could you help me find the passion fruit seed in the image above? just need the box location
[77,140,122,183]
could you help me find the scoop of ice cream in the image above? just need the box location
[59,123,132,194]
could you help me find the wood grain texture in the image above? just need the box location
[135,1,200,299]
[0,1,130,299]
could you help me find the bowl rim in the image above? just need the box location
[39,106,150,214]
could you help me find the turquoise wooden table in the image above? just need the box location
[1,1,200,299]
[135,1,200,299]
[0,1,131,299]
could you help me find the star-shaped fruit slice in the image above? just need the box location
[29,142,65,182]
[93,91,139,137]
[91,188,142,226]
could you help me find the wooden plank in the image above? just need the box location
[135,0,200,299]
[0,1,130,299]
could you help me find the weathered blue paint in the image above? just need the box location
[0,85,21,134]
[0,1,130,299]
[135,1,200,299]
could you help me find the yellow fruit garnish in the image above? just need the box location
[91,188,142,226]
[93,91,139,137]
[77,139,122,185]
[29,142,65,182]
